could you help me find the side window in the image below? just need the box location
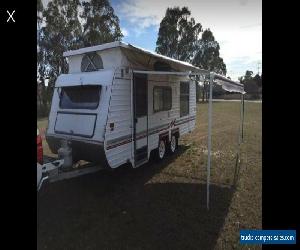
[81,52,103,72]
[153,86,172,112]
[180,82,189,117]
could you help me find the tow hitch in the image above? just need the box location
[37,159,103,191]
[37,159,64,191]
[37,140,104,191]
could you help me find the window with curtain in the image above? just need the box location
[180,82,189,117]
[153,86,172,112]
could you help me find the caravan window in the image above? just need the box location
[153,86,172,112]
[59,85,101,110]
[180,82,189,117]
[81,53,103,72]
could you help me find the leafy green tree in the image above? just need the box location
[41,0,83,86]
[253,73,262,88]
[37,0,83,117]
[37,0,43,24]
[37,0,46,117]
[156,7,202,62]
[193,29,226,74]
[193,29,226,101]
[240,70,261,99]
[81,0,123,46]
[37,0,43,79]
[156,7,226,102]
[244,70,253,81]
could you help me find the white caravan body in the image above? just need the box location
[46,41,199,168]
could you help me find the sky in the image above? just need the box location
[41,0,262,81]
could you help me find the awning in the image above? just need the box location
[214,73,245,94]
[133,70,190,76]
[55,69,114,87]
[63,41,202,73]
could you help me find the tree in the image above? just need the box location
[37,0,83,117]
[244,70,253,81]
[156,7,226,102]
[193,29,226,74]
[37,0,43,26]
[81,0,123,47]
[239,70,261,99]
[41,0,83,86]
[37,0,47,117]
[193,29,226,101]
[253,73,262,88]
[156,7,202,62]
[37,0,43,79]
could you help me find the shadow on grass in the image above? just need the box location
[37,145,234,250]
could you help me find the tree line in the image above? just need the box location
[37,1,233,117]
[239,70,262,99]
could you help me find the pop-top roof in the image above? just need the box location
[62,41,244,94]
[63,41,202,72]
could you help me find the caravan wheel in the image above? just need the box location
[158,139,166,160]
[169,135,178,153]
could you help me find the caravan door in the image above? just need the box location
[133,73,148,167]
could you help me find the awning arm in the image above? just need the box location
[132,70,190,76]
[132,69,211,79]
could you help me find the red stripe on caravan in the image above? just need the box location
[106,117,196,150]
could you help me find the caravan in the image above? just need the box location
[46,41,201,169]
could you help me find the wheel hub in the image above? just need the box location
[159,141,165,158]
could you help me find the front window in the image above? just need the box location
[59,85,101,110]
[153,86,172,112]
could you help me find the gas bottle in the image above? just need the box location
[58,140,73,170]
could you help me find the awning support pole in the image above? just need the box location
[239,94,243,145]
[233,93,244,186]
[241,94,245,142]
[207,73,214,210]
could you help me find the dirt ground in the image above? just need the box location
[37,101,262,250]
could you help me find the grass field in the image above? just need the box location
[37,101,262,250]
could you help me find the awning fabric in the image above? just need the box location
[55,69,114,87]
[213,73,245,94]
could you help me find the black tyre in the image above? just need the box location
[169,135,178,154]
[157,139,166,160]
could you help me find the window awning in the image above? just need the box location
[55,69,114,87]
